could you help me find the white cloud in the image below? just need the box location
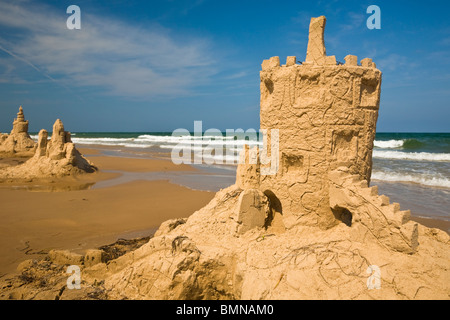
[224,71,249,80]
[0,1,218,98]
[339,12,366,32]
[376,53,411,72]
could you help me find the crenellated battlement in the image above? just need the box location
[262,16,378,70]
[262,54,378,69]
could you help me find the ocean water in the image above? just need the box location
[30,132,450,188]
[30,132,450,219]
[372,133,450,188]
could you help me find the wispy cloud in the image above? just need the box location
[291,11,314,29]
[339,11,366,32]
[224,71,249,80]
[0,1,218,98]
[426,50,450,65]
[0,43,59,83]
[376,53,410,72]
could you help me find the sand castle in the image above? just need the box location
[236,15,417,253]
[0,106,36,156]
[0,113,97,180]
[1,16,448,300]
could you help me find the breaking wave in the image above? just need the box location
[373,139,424,149]
[374,139,404,148]
[372,150,450,162]
[371,171,450,188]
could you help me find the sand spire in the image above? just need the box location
[0,106,36,156]
[304,16,336,65]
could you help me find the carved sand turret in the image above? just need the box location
[0,106,36,156]
[0,119,96,180]
[236,15,418,253]
[34,119,96,171]
[304,16,336,65]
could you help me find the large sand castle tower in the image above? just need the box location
[238,16,382,229]
[237,17,416,253]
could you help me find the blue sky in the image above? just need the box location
[0,0,449,132]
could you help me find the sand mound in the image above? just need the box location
[0,119,96,181]
[95,187,449,300]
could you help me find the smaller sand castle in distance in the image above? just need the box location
[0,106,36,156]
[0,108,97,181]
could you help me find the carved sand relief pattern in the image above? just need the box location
[243,16,387,229]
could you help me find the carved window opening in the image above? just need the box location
[282,153,303,175]
[332,131,358,163]
[264,79,274,94]
[332,206,352,227]
[263,190,285,232]
[360,78,378,108]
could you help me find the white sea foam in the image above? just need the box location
[120,144,152,148]
[372,150,450,162]
[30,133,260,149]
[30,134,450,164]
[158,141,260,149]
[72,137,135,143]
[47,137,152,148]
[371,171,450,188]
[136,134,244,143]
[373,139,404,149]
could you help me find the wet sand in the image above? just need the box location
[0,153,214,275]
[374,180,449,233]
[410,216,450,233]
[89,156,195,172]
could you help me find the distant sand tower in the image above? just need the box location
[238,16,382,230]
[0,106,36,155]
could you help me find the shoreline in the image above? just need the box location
[410,216,450,233]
